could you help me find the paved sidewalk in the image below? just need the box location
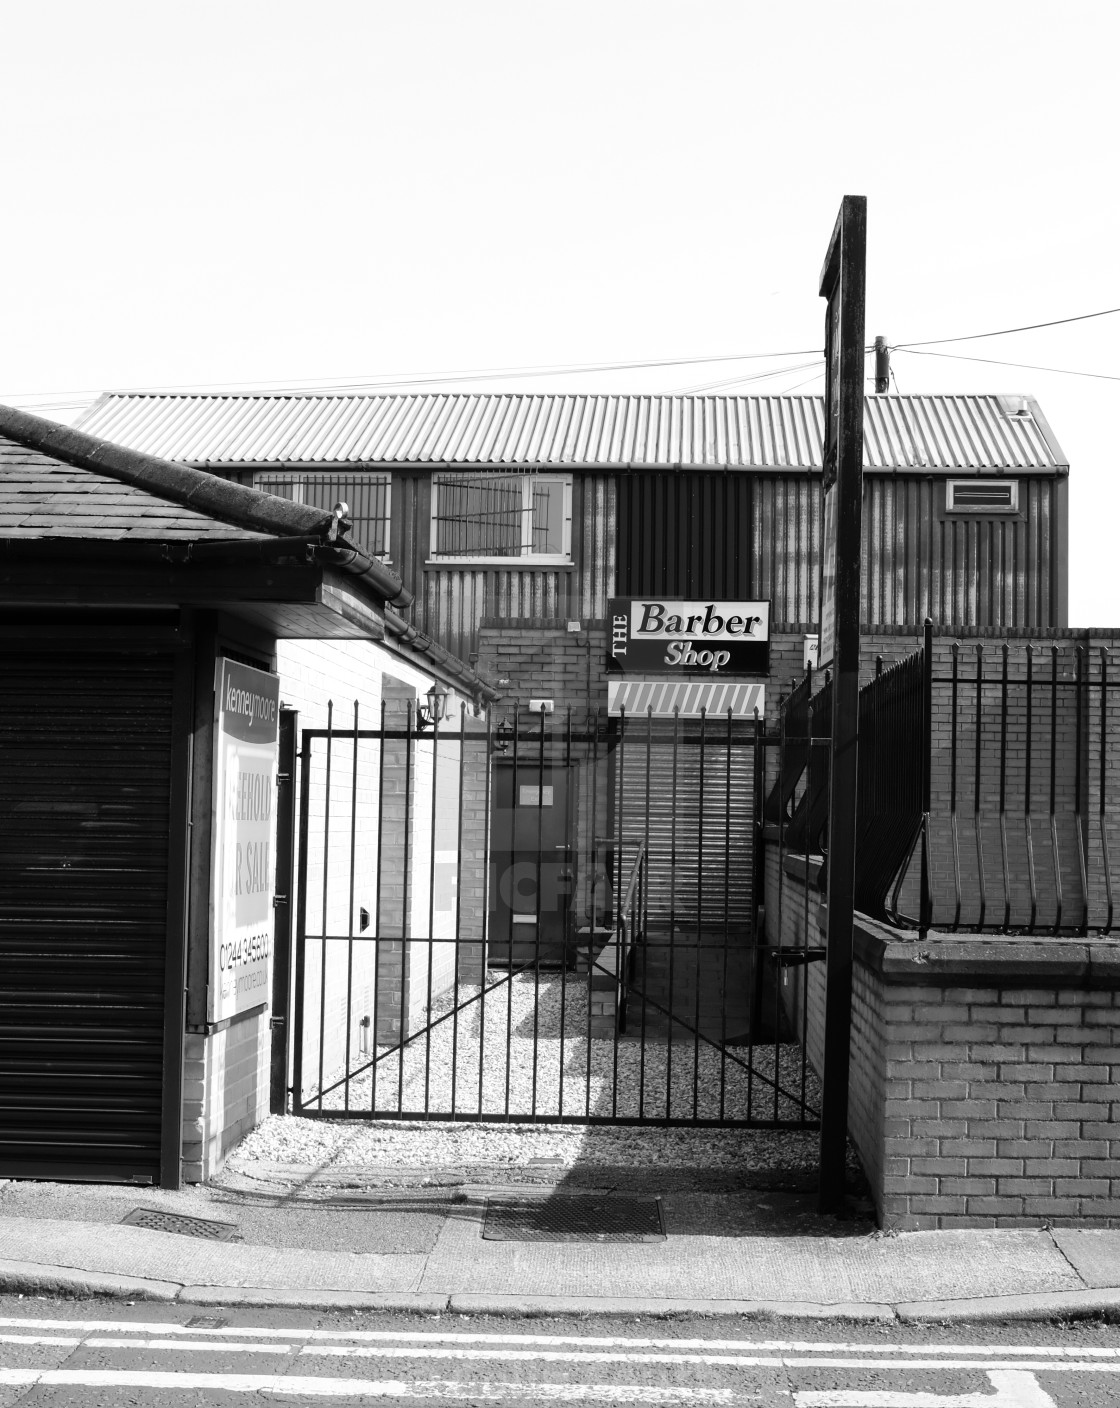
[0,1166,1117,1324]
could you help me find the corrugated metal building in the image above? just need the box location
[76,389,1070,986]
[77,391,1069,661]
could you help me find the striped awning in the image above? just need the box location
[607,680,765,718]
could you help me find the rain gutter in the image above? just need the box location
[384,609,501,706]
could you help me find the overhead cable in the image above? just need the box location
[671,358,824,395]
[894,348,1120,384]
[893,305,1120,350]
[0,345,823,407]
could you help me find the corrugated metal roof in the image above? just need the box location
[75,392,1068,473]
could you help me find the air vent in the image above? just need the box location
[946,479,1019,514]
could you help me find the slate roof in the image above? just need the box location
[0,403,340,542]
[0,439,271,540]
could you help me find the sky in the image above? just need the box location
[4,0,1119,624]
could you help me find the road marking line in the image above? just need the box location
[1,1319,1118,1358]
[302,1346,789,1366]
[0,1334,1110,1375]
[84,1337,292,1354]
[0,1368,754,1401]
[785,1361,1115,1374]
[795,1368,1057,1406]
[0,1335,80,1347]
[299,1348,1120,1373]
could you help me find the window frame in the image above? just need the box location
[428,470,574,566]
[251,470,393,559]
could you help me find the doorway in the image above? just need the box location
[488,760,576,967]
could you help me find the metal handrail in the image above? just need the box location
[616,842,647,1032]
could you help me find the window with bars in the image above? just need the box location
[430,471,572,561]
[254,473,391,557]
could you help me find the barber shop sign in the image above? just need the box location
[607,598,770,675]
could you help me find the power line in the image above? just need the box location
[776,367,826,396]
[893,305,1120,350]
[894,347,1120,384]
[671,358,824,395]
[0,345,823,407]
[8,301,1120,408]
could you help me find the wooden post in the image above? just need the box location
[817,196,867,1215]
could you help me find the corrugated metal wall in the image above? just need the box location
[396,473,616,659]
[396,467,1058,653]
[753,474,1056,630]
[862,477,1055,629]
[616,473,751,599]
[752,476,822,627]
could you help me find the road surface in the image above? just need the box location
[0,1297,1118,1405]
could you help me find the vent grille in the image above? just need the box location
[946,479,1019,513]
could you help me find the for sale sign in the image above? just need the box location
[209,658,280,1023]
[606,598,770,675]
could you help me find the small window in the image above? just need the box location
[946,479,1019,514]
[254,472,391,557]
[430,471,572,563]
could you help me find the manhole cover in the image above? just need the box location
[482,1196,664,1242]
[121,1208,241,1241]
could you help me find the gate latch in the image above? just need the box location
[768,946,827,967]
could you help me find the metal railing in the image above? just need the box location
[933,641,1116,935]
[771,631,1119,938]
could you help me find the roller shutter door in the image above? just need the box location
[0,651,174,1181]
[613,724,756,933]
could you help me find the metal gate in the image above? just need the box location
[290,700,816,1128]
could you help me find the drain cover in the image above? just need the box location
[482,1196,664,1242]
[121,1208,241,1241]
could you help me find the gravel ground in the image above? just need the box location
[299,970,817,1125]
[229,1112,826,1178]
[236,970,832,1182]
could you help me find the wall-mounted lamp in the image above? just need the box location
[416,683,450,730]
[494,717,514,753]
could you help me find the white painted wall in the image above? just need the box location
[274,637,470,1105]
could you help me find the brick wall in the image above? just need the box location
[181,1010,270,1184]
[766,849,1120,1229]
[475,619,604,730]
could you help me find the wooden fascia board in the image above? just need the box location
[0,559,325,606]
